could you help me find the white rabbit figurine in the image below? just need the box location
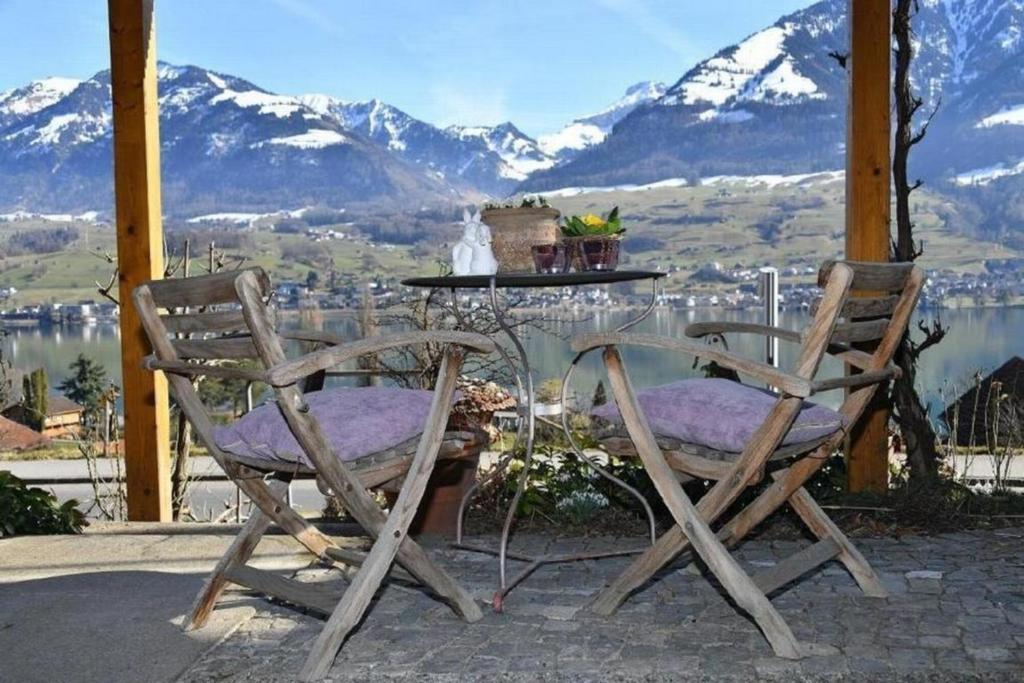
[451,210,477,276]
[452,209,498,276]
[469,219,498,275]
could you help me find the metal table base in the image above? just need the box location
[439,274,663,611]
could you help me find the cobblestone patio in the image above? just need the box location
[180,527,1024,681]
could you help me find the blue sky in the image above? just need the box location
[0,0,813,136]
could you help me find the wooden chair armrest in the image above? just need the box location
[811,364,900,393]
[265,331,495,387]
[142,356,268,382]
[279,330,350,346]
[685,321,802,344]
[571,332,813,398]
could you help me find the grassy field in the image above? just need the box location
[0,177,1017,306]
[550,177,1015,280]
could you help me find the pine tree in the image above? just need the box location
[21,368,48,432]
[59,354,109,431]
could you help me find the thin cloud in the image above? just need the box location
[429,82,510,128]
[268,0,342,38]
[595,0,694,59]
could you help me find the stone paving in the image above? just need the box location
[179,527,1024,682]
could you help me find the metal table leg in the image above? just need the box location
[558,277,662,545]
[449,276,662,612]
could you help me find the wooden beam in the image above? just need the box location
[108,0,172,520]
[845,0,892,493]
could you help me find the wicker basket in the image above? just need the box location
[481,207,561,273]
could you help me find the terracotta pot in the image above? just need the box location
[384,426,486,537]
[481,207,561,273]
[406,452,480,536]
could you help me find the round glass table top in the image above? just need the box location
[401,270,664,289]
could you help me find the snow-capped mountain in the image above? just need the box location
[0,64,462,212]
[6,0,1024,216]
[0,62,602,211]
[524,0,1024,194]
[446,122,556,180]
[538,81,667,159]
[0,77,81,129]
[298,95,548,193]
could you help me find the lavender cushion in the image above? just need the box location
[592,378,845,453]
[214,386,435,467]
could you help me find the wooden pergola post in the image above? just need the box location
[845,0,892,493]
[108,0,172,520]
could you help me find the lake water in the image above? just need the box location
[3,306,1021,416]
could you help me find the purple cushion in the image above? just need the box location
[214,386,435,467]
[592,378,845,453]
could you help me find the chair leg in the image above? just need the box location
[603,349,803,659]
[591,525,688,616]
[233,473,337,558]
[786,485,888,598]
[591,438,835,616]
[298,348,466,681]
[187,479,287,630]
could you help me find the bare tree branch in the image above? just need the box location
[828,50,848,69]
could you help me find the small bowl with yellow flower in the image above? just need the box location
[561,207,625,271]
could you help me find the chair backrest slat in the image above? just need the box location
[804,260,925,428]
[811,294,898,319]
[162,309,250,335]
[817,260,914,292]
[793,262,853,380]
[146,268,270,308]
[171,336,260,360]
[830,319,890,344]
[132,267,282,473]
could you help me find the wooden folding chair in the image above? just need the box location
[573,260,924,658]
[132,267,495,680]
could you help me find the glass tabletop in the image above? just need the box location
[401,270,664,289]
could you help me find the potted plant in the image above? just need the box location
[481,196,560,273]
[561,206,625,271]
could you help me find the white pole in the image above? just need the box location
[758,267,779,368]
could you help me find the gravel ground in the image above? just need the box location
[179,527,1024,682]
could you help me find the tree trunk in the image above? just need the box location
[891,0,944,480]
[892,340,942,478]
[171,407,192,520]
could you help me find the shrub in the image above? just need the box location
[2,227,79,256]
[0,471,86,536]
[273,218,308,234]
[623,235,667,252]
[301,208,347,227]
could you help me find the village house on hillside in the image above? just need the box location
[942,356,1024,450]
[1,369,85,439]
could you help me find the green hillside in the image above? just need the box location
[0,178,1016,307]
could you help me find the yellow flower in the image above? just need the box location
[582,214,606,227]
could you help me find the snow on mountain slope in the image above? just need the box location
[976,104,1024,127]
[251,129,349,149]
[209,88,307,119]
[10,0,1024,211]
[298,96,415,150]
[298,94,521,191]
[447,122,555,179]
[1,76,113,157]
[740,57,824,102]
[932,0,1024,86]
[0,77,81,128]
[0,64,454,211]
[524,0,1024,193]
[538,81,666,157]
[663,26,791,107]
